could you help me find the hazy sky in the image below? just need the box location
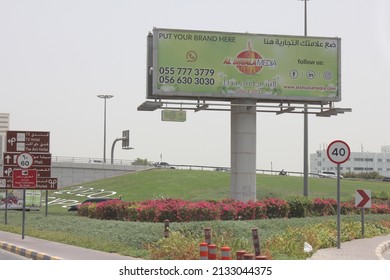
[1,0,389,172]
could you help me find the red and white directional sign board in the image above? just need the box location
[2,130,58,190]
[355,189,371,208]
[3,165,51,178]
[12,169,37,189]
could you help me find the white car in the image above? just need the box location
[318,171,343,179]
[153,162,176,169]
[89,159,104,164]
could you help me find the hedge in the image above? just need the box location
[77,197,390,222]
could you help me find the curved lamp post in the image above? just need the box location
[97,94,114,163]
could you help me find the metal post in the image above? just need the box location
[304,106,308,196]
[45,190,48,217]
[22,189,26,239]
[304,0,308,36]
[361,208,365,237]
[4,189,8,225]
[97,95,114,163]
[337,164,341,249]
[111,136,133,164]
[302,0,309,197]
[111,137,123,164]
[103,98,107,163]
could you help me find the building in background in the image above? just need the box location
[0,113,10,155]
[310,145,390,177]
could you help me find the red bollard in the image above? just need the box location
[208,244,217,260]
[220,246,231,260]
[199,242,208,260]
[236,250,247,260]
[243,253,255,260]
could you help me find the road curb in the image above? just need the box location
[0,241,62,260]
[375,240,390,260]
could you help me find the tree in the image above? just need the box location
[132,158,148,166]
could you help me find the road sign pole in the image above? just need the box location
[361,208,365,237]
[326,140,351,250]
[45,190,49,217]
[22,189,26,239]
[4,189,8,225]
[337,163,341,249]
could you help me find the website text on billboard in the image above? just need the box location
[150,28,341,103]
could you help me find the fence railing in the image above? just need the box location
[2,155,314,177]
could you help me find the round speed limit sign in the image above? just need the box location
[17,152,34,169]
[327,140,350,164]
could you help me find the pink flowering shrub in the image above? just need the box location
[369,204,390,214]
[77,196,390,222]
[94,199,127,220]
[313,198,336,216]
[77,202,96,218]
[340,201,357,215]
[183,201,220,221]
[237,200,267,220]
[263,198,289,218]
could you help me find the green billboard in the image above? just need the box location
[149,28,340,103]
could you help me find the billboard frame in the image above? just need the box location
[147,28,341,104]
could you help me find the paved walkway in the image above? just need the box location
[0,230,138,260]
[308,234,390,260]
[1,230,390,260]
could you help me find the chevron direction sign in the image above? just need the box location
[355,189,371,208]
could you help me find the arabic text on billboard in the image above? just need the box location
[151,28,340,103]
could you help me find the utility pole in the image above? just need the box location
[302,0,309,197]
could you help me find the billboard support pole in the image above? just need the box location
[230,99,257,202]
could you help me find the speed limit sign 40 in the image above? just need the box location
[327,140,351,164]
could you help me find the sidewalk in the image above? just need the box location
[308,234,390,260]
[0,230,138,260]
[1,230,390,260]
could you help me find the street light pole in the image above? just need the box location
[301,0,309,197]
[97,94,114,163]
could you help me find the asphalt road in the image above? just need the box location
[0,249,28,260]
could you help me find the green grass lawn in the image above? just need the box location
[48,169,390,210]
[1,210,389,259]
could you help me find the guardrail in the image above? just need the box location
[160,164,316,177]
[1,155,314,177]
[50,156,135,166]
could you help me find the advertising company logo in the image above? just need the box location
[223,40,276,75]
